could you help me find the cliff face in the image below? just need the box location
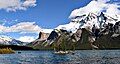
[28,32,50,48]
[38,32,50,40]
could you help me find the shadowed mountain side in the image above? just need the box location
[93,33,120,49]
[27,29,94,50]
[75,29,93,49]
[0,45,34,50]
[27,27,120,50]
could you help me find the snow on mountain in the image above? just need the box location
[57,0,119,33]
[41,29,53,33]
[54,0,120,33]
[0,35,23,45]
[55,21,80,33]
[61,0,120,33]
[55,12,119,33]
[69,0,120,19]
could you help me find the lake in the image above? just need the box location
[0,50,120,64]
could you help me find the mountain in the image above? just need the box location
[0,35,24,45]
[28,32,50,47]
[28,12,120,50]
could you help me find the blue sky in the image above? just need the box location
[0,0,119,42]
[0,0,91,42]
[0,0,91,28]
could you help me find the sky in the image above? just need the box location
[0,0,119,42]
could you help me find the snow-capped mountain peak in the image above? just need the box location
[55,12,119,33]
[62,0,120,33]
[0,35,24,45]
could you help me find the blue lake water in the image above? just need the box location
[0,50,120,64]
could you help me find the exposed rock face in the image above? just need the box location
[38,32,50,40]
[29,32,50,47]
[71,29,82,42]
[114,21,120,34]
[47,30,59,41]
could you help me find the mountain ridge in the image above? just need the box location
[28,12,120,50]
[0,35,25,45]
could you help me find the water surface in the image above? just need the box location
[0,50,120,64]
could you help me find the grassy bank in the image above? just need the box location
[0,48,15,54]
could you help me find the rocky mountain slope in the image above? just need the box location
[28,12,120,50]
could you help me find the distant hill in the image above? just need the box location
[0,35,25,45]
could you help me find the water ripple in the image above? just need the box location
[0,50,120,64]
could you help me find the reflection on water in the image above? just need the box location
[0,50,120,64]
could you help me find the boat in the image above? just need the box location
[18,51,21,54]
[54,50,75,55]
[54,51,69,54]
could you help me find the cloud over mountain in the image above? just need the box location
[17,36,36,42]
[0,0,36,12]
[69,0,120,19]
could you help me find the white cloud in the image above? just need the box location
[0,25,8,32]
[0,22,41,34]
[22,0,36,7]
[0,0,36,12]
[97,0,110,3]
[69,0,120,18]
[9,22,41,33]
[17,36,36,42]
